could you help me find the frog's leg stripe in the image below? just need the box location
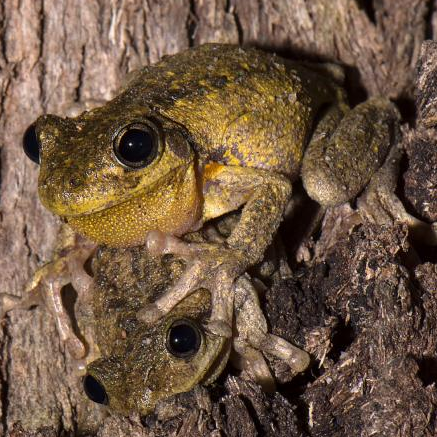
[301,97,400,207]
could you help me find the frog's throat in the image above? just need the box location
[65,165,202,247]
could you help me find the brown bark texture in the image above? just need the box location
[0,0,436,436]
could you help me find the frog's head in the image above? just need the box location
[83,288,230,416]
[23,101,201,246]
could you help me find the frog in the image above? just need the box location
[82,216,306,416]
[2,210,310,415]
[7,43,436,360]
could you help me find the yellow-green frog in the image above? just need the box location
[7,42,437,414]
[17,43,405,350]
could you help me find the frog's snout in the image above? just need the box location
[35,114,73,143]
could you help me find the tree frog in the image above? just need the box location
[7,42,437,414]
[16,43,405,349]
[82,218,306,415]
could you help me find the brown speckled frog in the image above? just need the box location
[5,43,427,369]
[82,216,306,415]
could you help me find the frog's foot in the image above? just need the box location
[137,230,245,338]
[228,275,310,391]
[1,239,96,359]
[357,145,437,245]
[233,275,311,375]
[231,340,276,392]
[137,260,236,339]
[0,292,41,319]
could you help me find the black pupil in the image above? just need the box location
[22,124,40,164]
[168,322,200,357]
[83,374,108,405]
[118,128,154,164]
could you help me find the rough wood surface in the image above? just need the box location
[0,1,436,436]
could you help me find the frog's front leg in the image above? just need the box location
[0,226,96,358]
[137,166,292,336]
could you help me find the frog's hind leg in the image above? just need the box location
[357,142,437,244]
[302,97,437,244]
[302,97,400,208]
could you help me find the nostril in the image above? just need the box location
[69,177,82,188]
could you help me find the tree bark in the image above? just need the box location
[0,1,435,436]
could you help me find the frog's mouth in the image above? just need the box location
[57,164,202,247]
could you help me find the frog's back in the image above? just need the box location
[92,247,180,357]
[121,44,338,178]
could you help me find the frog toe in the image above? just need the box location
[0,294,23,319]
[0,289,43,319]
[145,230,193,259]
[232,340,276,392]
[262,334,311,373]
[205,319,232,338]
[136,303,163,325]
[66,336,87,360]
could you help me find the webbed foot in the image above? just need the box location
[233,275,310,373]
[229,275,310,391]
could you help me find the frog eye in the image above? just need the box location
[113,122,159,169]
[83,374,109,405]
[166,319,201,358]
[22,123,40,164]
